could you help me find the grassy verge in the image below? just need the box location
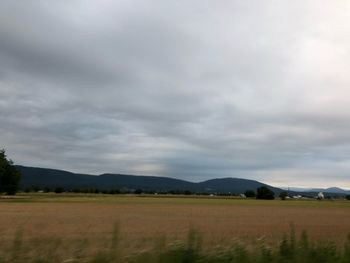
[0,225,349,263]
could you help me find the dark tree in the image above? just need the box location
[244,190,256,198]
[279,191,288,200]
[346,195,350,200]
[134,189,143,194]
[256,186,275,200]
[54,187,64,194]
[109,189,120,195]
[0,149,21,195]
[24,187,32,193]
[184,190,192,195]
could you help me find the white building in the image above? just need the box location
[317,192,324,200]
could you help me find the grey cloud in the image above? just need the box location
[1,0,350,188]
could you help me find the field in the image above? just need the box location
[1,194,350,262]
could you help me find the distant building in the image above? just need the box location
[317,192,324,200]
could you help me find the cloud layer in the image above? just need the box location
[1,0,350,188]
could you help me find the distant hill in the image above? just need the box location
[197,178,282,194]
[281,186,350,197]
[16,165,283,194]
[310,187,350,195]
[288,186,350,195]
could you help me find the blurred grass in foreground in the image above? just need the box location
[1,224,350,263]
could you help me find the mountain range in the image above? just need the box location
[289,187,350,195]
[16,165,282,194]
[16,165,349,196]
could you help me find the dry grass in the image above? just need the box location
[0,194,349,261]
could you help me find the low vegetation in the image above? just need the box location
[0,225,349,263]
[279,191,288,200]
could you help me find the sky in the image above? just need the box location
[1,1,350,189]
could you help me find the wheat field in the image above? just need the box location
[0,194,349,262]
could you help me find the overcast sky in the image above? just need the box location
[1,1,350,188]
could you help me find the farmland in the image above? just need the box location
[0,194,350,262]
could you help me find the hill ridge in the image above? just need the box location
[16,165,281,194]
[15,165,350,196]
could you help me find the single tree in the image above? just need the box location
[0,149,21,195]
[256,186,275,200]
[346,195,350,200]
[244,190,256,198]
[279,191,288,200]
[54,187,64,194]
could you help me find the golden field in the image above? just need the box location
[0,194,349,261]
